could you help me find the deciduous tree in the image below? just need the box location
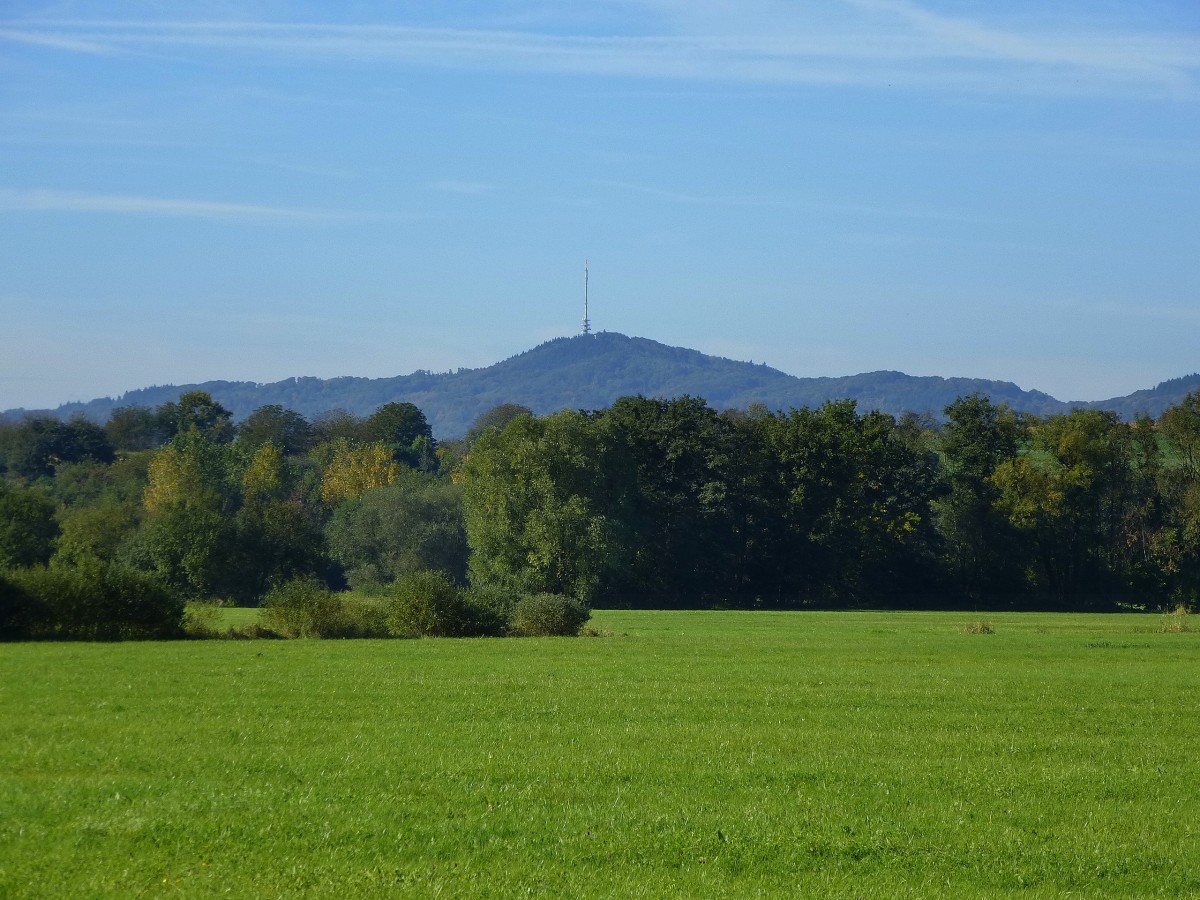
[462,410,626,603]
[0,483,59,569]
[319,441,400,504]
[326,473,468,588]
[237,405,313,456]
[935,393,1023,603]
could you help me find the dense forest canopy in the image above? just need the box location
[5,333,1199,439]
[3,383,1199,640]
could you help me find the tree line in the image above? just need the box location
[464,394,1200,611]
[2,389,1198,638]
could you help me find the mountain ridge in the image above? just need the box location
[5,332,1198,438]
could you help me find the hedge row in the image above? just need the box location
[260,572,590,639]
[1,561,183,640]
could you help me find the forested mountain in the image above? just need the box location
[7,332,1199,437]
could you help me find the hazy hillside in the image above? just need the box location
[6,333,1198,437]
[1087,373,1200,421]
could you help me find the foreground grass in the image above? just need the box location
[1,610,1197,898]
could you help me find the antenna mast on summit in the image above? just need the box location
[581,259,592,335]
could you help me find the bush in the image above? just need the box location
[99,563,186,639]
[0,571,47,640]
[261,577,348,638]
[5,566,89,638]
[461,583,521,637]
[182,602,223,638]
[510,593,590,637]
[4,559,183,640]
[383,570,473,638]
[337,593,391,638]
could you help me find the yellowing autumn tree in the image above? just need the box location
[320,441,400,504]
[243,443,289,505]
[143,431,243,515]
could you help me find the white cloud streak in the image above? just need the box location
[1,9,1196,98]
[844,0,1196,88]
[0,188,333,222]
[0,27,114,55]
[596,178,997,225]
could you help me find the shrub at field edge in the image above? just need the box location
[510,593,591,637]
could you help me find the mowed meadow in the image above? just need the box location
[2,610,1198,898]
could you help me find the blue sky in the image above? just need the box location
[2,1,1198,410]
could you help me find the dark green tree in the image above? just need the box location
[758,401,940,606]
[105,405,166,452]
[365,401,430,445]
[155,391,234,443]
[326,473,468,589]
[130,505,242,600]
[0,416,114,479]
[1154,393,1200,606]
[364,402,435,467]
[935,393,1024,604]
[237,405,313,455]
[0,482,60,569]
[311,409,366,446]
[597,396,743,607]
[58,418,115,467]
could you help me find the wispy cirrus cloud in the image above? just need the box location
[596,178,996,225]
[1,7,1196,98]
[844,0,1196,87]
[0,26,114,55]
[0,188,336,222]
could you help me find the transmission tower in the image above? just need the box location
[581,259,592,335]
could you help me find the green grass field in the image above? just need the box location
[2,610,1197,897]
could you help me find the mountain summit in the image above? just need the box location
[8,333,1199,437]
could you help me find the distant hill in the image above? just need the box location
[5,333,1199,438]
[1085,373,1200,421]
